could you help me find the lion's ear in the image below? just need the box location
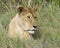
[32,6,38,13]
[16,6,23,14]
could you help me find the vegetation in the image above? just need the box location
[0,0,60,48]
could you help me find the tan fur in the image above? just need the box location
[8,6,37,39]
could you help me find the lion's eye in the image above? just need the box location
[27,16,30,18]
[34,17,37,18]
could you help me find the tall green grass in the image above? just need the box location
[0,0,60,48]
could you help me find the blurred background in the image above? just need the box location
[0,0,60,48]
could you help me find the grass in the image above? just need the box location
[0,0,60,48]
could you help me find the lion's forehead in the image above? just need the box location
[20,12,34,16]
[20,13,35,20]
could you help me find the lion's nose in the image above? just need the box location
[33,26,37,28]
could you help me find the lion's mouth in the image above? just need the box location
[25,29,36,34]
[27,29,36,31]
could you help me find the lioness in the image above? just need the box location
[8,6,37,39]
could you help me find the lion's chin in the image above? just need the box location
[28,31,35,34]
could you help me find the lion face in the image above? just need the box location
[17,6,37,34]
